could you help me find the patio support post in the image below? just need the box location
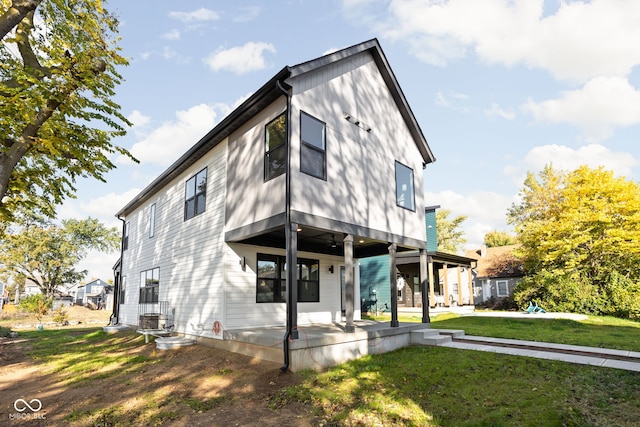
[467,267,474,305]
[419,249,430,323]
[457,267,463,306]
[443,264,450,307]
[389,243,399,327]
[428,256,435,307]
[286,221,299,340]
[344,234,355,333]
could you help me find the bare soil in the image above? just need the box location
[0,308,320,426]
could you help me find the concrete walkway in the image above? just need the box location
[399,308,639,372]
[443,335,640,372]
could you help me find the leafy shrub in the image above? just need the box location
[52,308,69,325]
[18,294,53,323]
[513,269,640,319]
[477,296,518,311]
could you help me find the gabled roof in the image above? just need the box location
[117,38,434,217]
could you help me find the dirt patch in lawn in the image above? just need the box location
[0,329,319,426]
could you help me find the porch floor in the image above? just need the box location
[217,320,429,371]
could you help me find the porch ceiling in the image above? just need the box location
[236,225,416,259]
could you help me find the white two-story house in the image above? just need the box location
[111,39,435,369]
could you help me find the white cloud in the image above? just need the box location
[168,8,220,23]
[425,190,516,250]
[233,6,262,22]
[361,0,640,83]
[485,102,515,120]
[435,91,470,112]
[504,144,638,185]
[58,188,142,228]
[125,104,218,167]
[524,76,640,142]
[127,110,151,128]
[162,29,181,40]
[204,42,276,74]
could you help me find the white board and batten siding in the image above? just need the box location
[288,50,426,245]
[118,141,228,339]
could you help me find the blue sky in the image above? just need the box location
[59,0,640,281]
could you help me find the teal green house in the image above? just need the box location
[359,205,476,312]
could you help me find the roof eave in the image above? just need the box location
[289,39,435,165]
[116,67,292,217]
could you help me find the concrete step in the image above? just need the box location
[155,336,196,350]
[437,329,466,338]
[103,324,130,333]
[411,328,452,346]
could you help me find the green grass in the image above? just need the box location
[21,328,153,385]
[282,346,640,426]
[279,314,640,426]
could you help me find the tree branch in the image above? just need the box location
[0,0,42,41]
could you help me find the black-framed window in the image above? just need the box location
[265,113,287,181]
[119,276,126,304]
[149,203,156,238]
[122,222,129,250]
[139,267,159,304]
[395,161,415,211]
[300,111,326,179]
[185,168,207,220]
[256,254,320,303]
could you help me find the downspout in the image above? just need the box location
[276,78,295,372]
[109,215,126,326]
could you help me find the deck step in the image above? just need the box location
[437,329,466,338]
[155,336,196,350]
[411,328,452,346]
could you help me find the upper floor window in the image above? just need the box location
[395,161,415,211]
[300,111,326,180]
[149,203,156,238]
[185,168,207,220]
[122,222,130,250]
[265,113,287,181]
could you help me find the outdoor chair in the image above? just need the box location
[525,301,546,314]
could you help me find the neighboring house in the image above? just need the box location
[23,279,41,297]
[111,39,435,368]
[77,279,112,310]
[0,282,7,311]
[465,245,524,303]
[360,205,476,311]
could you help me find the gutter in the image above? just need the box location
[277,79,295,372]
[109,215,126,326]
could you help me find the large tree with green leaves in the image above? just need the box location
[0,217,119,297]
[508,165,640,318]
[0,0,134,224]
[436,209,467,254]
[484,230,517,247]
